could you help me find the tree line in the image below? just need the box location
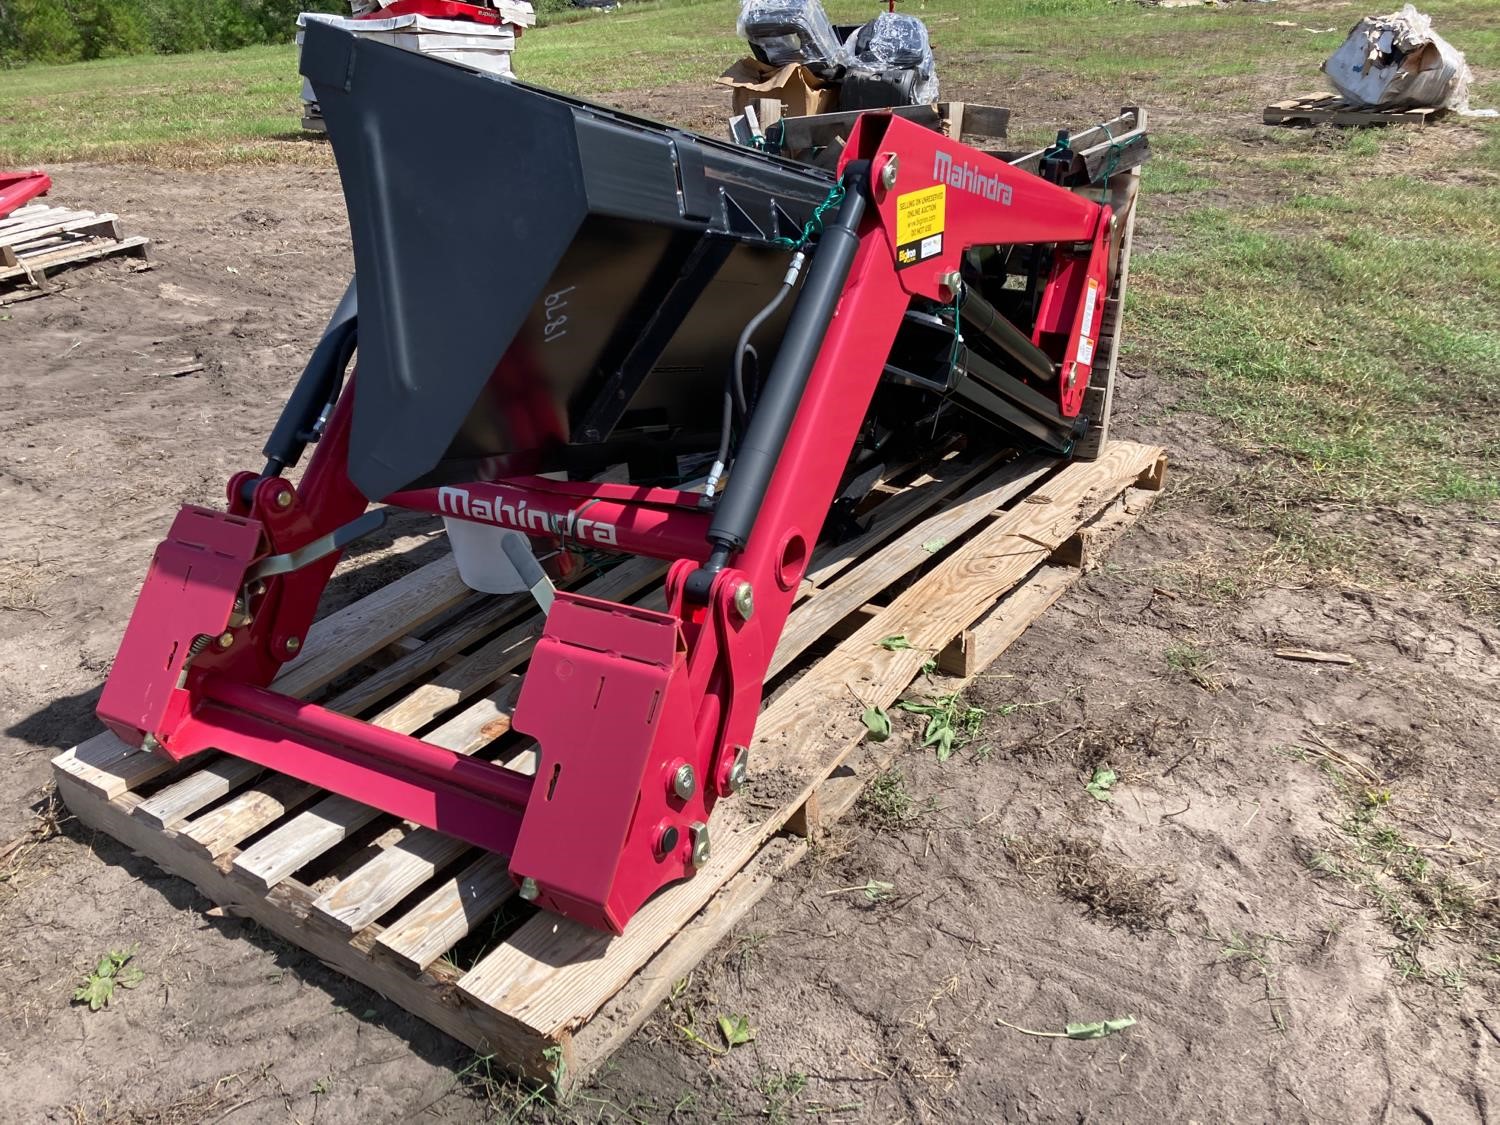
[0,0,349,66]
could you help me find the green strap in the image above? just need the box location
[1093,121,1127,184]
[772,180,847,251]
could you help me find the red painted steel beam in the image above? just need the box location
[387,479,712,562]
[0,170,51,218]
[188,676,530,856]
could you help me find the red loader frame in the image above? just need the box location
[98,114,1112,934]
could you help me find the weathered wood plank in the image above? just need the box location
[53,732,176,802]
[132,756,264,830]
[374,854,515,973]
[771,455,1054,676]
[800,450,1002,589]
[272,553,470,700]
[322,591,527,717]
[176,773,320,860]
[54,771,553,1081]
[312,830,473,936]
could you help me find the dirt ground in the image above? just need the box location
[2,85,1498,1124]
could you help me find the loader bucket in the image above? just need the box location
[300,20,840,499]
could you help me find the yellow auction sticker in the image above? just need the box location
[894,184,946,270]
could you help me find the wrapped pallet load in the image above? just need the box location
[738,0,850,79]
[726,0,941,117]
[299,0,536,131]
[1322,5,1477,112]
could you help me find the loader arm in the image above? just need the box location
[98,24,1120,934]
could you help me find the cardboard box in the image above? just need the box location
[717,57,838,118]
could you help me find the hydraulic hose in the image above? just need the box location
[702,252,806,505]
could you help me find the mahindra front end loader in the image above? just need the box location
[98,22,1144,934]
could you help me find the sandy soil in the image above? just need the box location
[2,86,1498,1124]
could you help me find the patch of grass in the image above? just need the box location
[1129,159,1500,507]
[1006,834,1169,931]
[1141,155,1213,195]
[6,0,1492,167]
[761,1071,809,1125]
[1165,640,1221,692]
[1217,930,1290,1033]
[1294,756,1500,985]
[857,766,918,832]
[1444,569,1500,622]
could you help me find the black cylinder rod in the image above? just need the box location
[694,164,872,591]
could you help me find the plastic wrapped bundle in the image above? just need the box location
[843,12,938,106]
[1322,5,1474,111]
[738,0,848,75]
[850,12,931,70]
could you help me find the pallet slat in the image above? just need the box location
[133,756,264,830]
[1263,92,1442,128]
[374,854,515,972]
[176,773,320,860]
[274,553,471,699]
[771,454,1053,677]
[313,830,473,935]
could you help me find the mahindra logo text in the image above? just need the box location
[933,151,1012,205]
[438,486,619,546]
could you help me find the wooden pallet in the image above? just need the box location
[53,439,1165,1091]
[0,202,150,292]
[1263,93,1445,128]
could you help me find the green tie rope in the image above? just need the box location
[772,180,847,250]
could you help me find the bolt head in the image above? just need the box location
[880,155,899,190]
[284,636,301,654]
[940,270,963,297]
[689,822,711,868]
[216,631,235,649]
[518,876,540,902]
[672,763,696,801]
[726,746,750,794]
[733,582,754,621]
[275,488,294,509]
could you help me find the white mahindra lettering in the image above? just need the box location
[932,150,1013,206]
[437,486,619,546]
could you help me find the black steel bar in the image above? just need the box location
[957,286,1056,384]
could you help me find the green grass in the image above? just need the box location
[1129,145,1500,505]
[1,0,1497,509]
[6,0,1484,164]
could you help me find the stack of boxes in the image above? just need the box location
[299,0,536,131]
